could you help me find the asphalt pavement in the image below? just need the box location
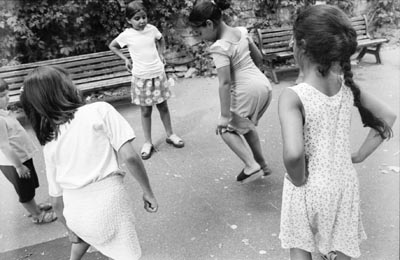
[0,48,399,260]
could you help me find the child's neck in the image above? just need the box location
[303,65,342,97]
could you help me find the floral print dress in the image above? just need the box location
[279,83,367,258]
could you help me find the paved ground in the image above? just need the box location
[0,48,399,260]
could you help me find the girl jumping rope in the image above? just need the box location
[278,5,396,260]
[109,0,184,160]
[21,66,158,260]
[189,0,273,183]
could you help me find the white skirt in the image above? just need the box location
[63,174,141,260]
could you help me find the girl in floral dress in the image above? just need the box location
[278,5,396,260]
[109,1,184,160]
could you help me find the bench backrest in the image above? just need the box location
[256,27,293,56]
[0,49,130,105]
[350,15,370,41]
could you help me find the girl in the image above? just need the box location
[189,0,273,183]
[0,78,56,224]
[278,5,396,260]
[21,66,158,260]
[109,0,184,160]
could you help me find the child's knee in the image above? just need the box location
[140,106,152,117]
[156,101,169,113]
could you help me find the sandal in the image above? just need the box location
[236,168,263,184]
[32,210,57,224]
[27,202,52,217]
[321,252,337,260]
[141,143,154,160]
[166,134,184,148]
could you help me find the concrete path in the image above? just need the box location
[0,48,399,260]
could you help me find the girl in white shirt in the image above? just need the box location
[109,1,184,160]
[21,65,158,260]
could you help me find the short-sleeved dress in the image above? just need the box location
[115,24,171,106]
[210,27,272,134]
[279,83,367,258]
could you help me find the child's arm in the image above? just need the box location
[216,66,232,134]
[109,39,132,72]
[118,140,158,212]
[0,119,30,178]
[278,88,308,186]
[352,90,396,163]
[248,37,263,68]
[156,36,166,64]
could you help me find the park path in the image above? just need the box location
[0,48,399,260]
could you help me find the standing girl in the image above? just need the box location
[109,0,184,160]
[278,5,396,260]
[189,0,272,183]
[21,66,158,260]
[0,78,56,224]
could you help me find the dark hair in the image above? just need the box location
[20,65,84,145]
[294,5,392,139]
[0,78,9,92]
[125,0,146,20]
[188,0,231,27]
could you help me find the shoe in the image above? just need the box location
[321,252,337,260]
[27,202,52,217]
[141,143,154,160]
[32,210,57,224]
[262,165,272,176]
[166,134,184,148]
[236,168,263,184]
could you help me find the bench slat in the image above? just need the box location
[0,49,129,73]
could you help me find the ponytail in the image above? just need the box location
[341,60,393,139]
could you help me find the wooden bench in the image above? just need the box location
[256,15,389,83]
[351,15,389,64]
[256,27,297,84]
[0,49,132,108]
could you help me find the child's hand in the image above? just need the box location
[125,59,132,73]
[16,165,31,179]
[216,116,230,135]
[143,193,158,213]
[159,54,166,65]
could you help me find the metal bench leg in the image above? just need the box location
[356,47,367,63]
[271,69,279,84]
[373,44,382,64]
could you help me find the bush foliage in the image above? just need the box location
[0,0,398,67]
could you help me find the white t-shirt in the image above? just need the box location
[43,102,135,197]
[0,109,37,165]
[115,24,164,78]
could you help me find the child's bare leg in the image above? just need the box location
[290,248,312,260]
[220,131,259,173]
[243,129,268,169]
[70,241,90,260]
[140,106,153,144]
[156,101,173,136]
[336,251,351,260]
[21,198,41,218]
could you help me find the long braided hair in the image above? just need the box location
[293,5,392,139]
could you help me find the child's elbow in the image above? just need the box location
[283,150,303,165]
[387,112,397,127]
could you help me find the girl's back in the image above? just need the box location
[289,82,357,185]
[210,27,269,88]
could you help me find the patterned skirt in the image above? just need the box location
[131,72,171,106]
